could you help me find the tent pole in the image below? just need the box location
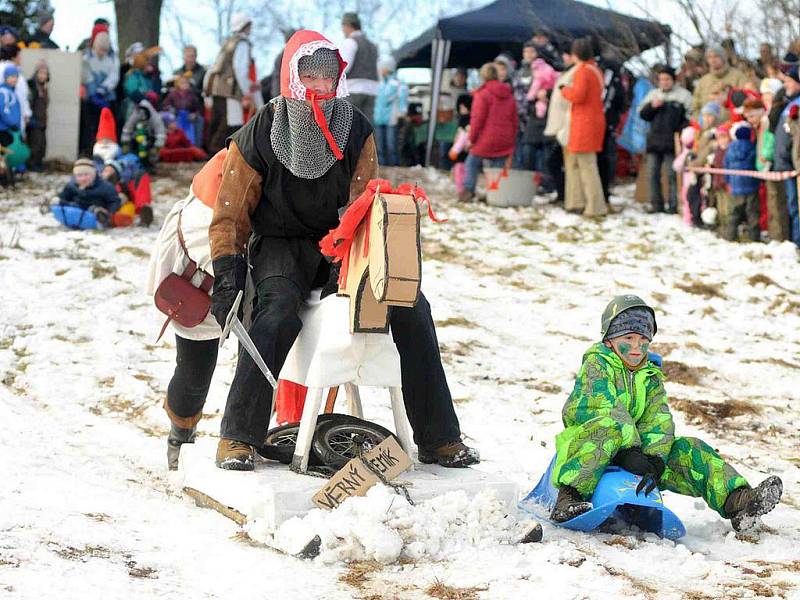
[425,34,448,167]
[664,33,672,67]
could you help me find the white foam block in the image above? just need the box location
[178,438,518,532]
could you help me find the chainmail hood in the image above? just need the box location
[271,44,353,179]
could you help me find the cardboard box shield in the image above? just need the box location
[341,192,421,333]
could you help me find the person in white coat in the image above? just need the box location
[542,49,575,204]
[147,150,226,468]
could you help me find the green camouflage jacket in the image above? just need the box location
[552,343,675,495]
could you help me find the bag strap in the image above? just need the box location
[177,204,214,282]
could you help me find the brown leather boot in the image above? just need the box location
[418,441,479,468]
[215,438,254,471]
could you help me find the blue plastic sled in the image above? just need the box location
[51,204,99,230]
[519,454,686,540]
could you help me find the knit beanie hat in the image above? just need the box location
[732,122,752,141]
[605,307,655,341]
[701,102,721,118]
[2,65,19,81]
[73,158,96,177]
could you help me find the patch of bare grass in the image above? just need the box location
[426,579,483,600]
[91,262,117,279]
[116,246,150,259]
[742,357,800,370]
[339,561,383,591]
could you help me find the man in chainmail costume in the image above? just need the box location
[209,30,479,471]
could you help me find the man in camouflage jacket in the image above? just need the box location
[550,295,782,535]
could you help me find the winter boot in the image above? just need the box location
[215,438,255,471]
[167,423,196,471]
[551,485,593,523]
[139,205,154,227]
[724,476,783,534]
[418,441,480,468]
[93,207,111,228]
[457,190,475,203]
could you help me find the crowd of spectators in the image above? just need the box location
[1,8,799,247]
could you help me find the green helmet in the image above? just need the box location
[600,295,657,339]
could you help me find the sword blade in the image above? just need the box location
[230,318,278,389]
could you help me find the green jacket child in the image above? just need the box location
[551,295,782,536]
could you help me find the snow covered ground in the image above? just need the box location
[1,164,799,599]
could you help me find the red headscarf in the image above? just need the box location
[280,30,349,160]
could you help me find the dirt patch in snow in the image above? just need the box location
[671,398,762,427]
[662,360,713,386]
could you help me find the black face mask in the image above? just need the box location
[458,114,470,128]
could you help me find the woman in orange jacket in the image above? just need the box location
[561,38,607,217]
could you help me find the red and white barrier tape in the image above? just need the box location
[687,166,799,181]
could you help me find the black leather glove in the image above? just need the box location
[613,448,665,496]
[211,255,247,330]
[320,262,341,299]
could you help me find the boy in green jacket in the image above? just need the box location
[551,295,782,535]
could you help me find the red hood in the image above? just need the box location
[482,79,513,99]
[280,30,349,99]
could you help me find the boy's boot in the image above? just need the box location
[551,485,593,523]
[418,441,479,468]
[167,423,196,471]
[215,438,255,471]
[724,476,783,533]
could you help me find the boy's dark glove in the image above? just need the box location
[612,447,652,476]
[613,448,665,496]
[211,255,247,329]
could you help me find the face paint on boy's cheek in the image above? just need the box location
[641,342,650,356]
[617,342,632,357]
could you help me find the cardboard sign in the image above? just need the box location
[312,436,412,510]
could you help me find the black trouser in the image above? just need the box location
[647,151,677,212]
[26,126,46,168]
[546,142,565,203]
[597,128,617,201]
[687,181,703,227]
[79,100,103,156]
[165,335,219,428]
[220,276,462,450]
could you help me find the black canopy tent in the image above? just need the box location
[394,0,671,165]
